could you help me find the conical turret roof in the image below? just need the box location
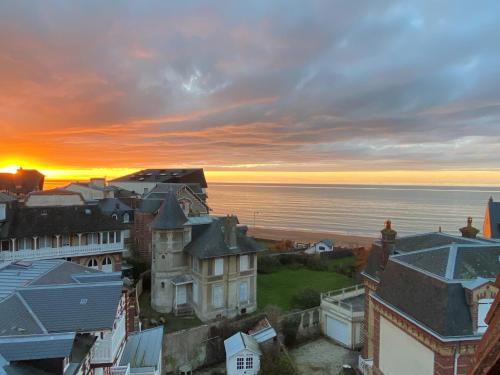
[150,190,187,230]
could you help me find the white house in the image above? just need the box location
[305,239,333,254]
[224,332,262,375]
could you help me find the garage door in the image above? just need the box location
[326,316,350,347]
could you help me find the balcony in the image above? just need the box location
[321,284,365,319]
[91,313,127,364]
[110,365,130,375]
[0,242,124,262]
[358,356,373,375]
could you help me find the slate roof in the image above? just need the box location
[224,332,261,358]
[0,260,123,336]
[363,232,492,280]
[484,198,500,238]
[184,217,259,259]
[111,168,207,188]
[0,333,75,361]
[150,191,188,230]
[119,326,163,370]
[1,204,126,239]
[97,198,132,214]
[392,244,500,280]
[18,282,122,333]
[0,260,123,364]
[375,261,475,337]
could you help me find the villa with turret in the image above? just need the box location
[148,188,259,322]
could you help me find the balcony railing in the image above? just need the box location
[0,242,124,262]
[90,313,126,365]
[110,365,130,375]
[358,356,373,375]
[321,284,365,316]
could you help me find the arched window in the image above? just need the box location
[123,213,130,223]
[87,258,98,269]
[102,257,113,272]
[161,282,165,288]
[111,214,118,221]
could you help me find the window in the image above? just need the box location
[112,214,118,220]
[319,246,325,251]
[87,258,98,269]
[478,298,494,333]
[240,255,249,271]
[192,256,199,272]
[61,234,70,247]
[212,285,224,308]
[214,258,224,276]
[161,282,165,289]
[246,356,253,369]
[192,281,199,304]
[0,204,5,221]
[239,281,248,303]
[102,257,112,265]
[39,236,50,249]
[116,231,121,242]
[236,357,244,370]
[0,241,9,251]
[123,213,130,223]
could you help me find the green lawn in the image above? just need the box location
[257,267,355,311]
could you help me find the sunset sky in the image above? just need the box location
[1,1,500,185]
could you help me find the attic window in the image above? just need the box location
[85,209,91,215]
[41,209,48,216]
[478,298,494,333]
[80,298,88,305]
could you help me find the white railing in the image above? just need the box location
[321,284,365,315]
[0,242,124,262]
[321,284,364,299]
[91,313,127,364]
[358,356,373,375]
[111,365,130,375]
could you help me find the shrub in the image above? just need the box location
[281,314,301,346]
[259,353,297,375]
[304,256,328,271]
[291,288,320,310]
[257,256,281,274]
[278,253,303,266]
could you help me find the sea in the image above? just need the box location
[207,183,500,237]
[45,180,500,238]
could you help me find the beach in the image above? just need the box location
[248,226,374,249]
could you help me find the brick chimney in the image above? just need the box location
[380,220,397,269]
[224,215,238,249]
[460,217,479,238]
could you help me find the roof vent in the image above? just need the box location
[80,298,88,305]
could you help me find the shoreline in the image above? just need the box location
[248,226,374,249]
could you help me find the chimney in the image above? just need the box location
[224,215,238,249]
[460,217,479,238]
[380,220,397,269]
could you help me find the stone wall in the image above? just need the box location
[279,307,322,343]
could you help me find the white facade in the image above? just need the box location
[321,284,364,350]
[226,349,260,375]
[305,240,333,254]
[379,316,434,375]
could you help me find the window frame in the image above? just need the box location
[214,258,224,276]
[239,254,249,271]
[246,356,253,369]
[236,357,244,370]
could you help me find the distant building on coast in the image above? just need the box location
[305,239,334,254]
[110,168,208,201]
[0,167,44,197]
[358,219,499,375]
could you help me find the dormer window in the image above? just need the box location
[112,214,118,220]
[123,213,130,223]
[0,203,5,221]
[478,298,494,333]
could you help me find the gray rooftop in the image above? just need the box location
[119,326,163,370]
[224,332,261,358]
[150,191,188,230]
[0,333,75,361]
[185,217,259,259]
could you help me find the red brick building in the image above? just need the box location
[359,221,499,375]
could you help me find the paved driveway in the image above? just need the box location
[289,338,358,375]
